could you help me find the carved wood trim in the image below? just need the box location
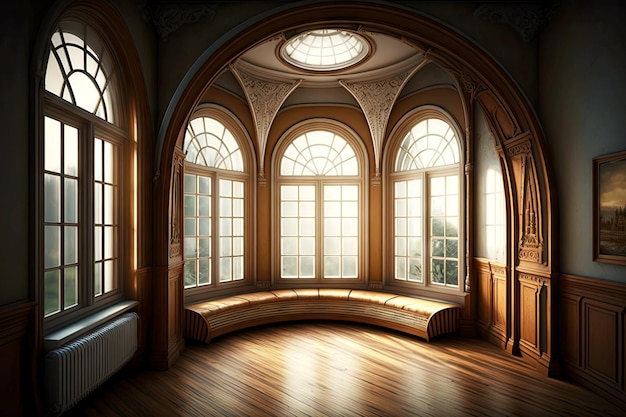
[230,62,301,179]
[169,148,184,259]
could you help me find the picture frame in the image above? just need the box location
[593,149,626,265]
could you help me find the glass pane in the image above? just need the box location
[220,179,232,197]
[233,181,244,198]
[431,177,445,195]
[104,226,114,259]
[431,218,444,236]
[324,237,341,255]
[233,198,243,217]
[431,196,445,216]
[395,237,406,256]
[184,195,196,217]
[233,257,243,280]
[300,256,315,277]
[282,238,298,255]
[64,266,78,308]
[104,259,115,292]
[220,258,231,282]
[198,218,210,236]
[184,237,196,259]
[44,226,60,268]
[282,202,298,217]
[342,256,357,277]
[64,125,78,177]
[395,258,406,280]
[282,257,298,277]
[104,184,114,224]
[44,270,60,316]
[184,174,196,193]
[220,198,232,217]
[282,185,299,200]
[324,218,341,236]
[432,239,445,257]
[299,218,315,236]
[184,261,196,288]
[220,218,232,236]
[408,258,422,282]
[300,237,315,255]
[447,195,459,216]
[447,218,459,237]
[395,218,406,236]
[198,176,211,194]
[198,196,210,217]
[431,259,445,283]
[341,218,358,236]
[446,260,459,285]
[185,218,196,236]
[300,185,315,200]
[94,183,103,224]
[300,202,315,217]
[64,226,77,264]
[44,117,61,173]
[281,218,298,236]
[395,181,406,198]
[199,258,210,285]
[220,237,231,256]
[233,237,243,256]
[446,239,458,258]
[44,174,61,223]
[94,262,102,296]
[94,226,102,261]
[94,139,103,182]
[324,256,340,277]
[198,237,210,257]
[64,178,78,223]
[103,142,114,182]
[408,237,421,257]
[342,237,358,255]
[325,185,341,200]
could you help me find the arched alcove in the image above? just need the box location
[153,1,557,375]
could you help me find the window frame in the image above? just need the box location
[41,62,129,333]
[182,105,256,303]
[272,119,368,287]
[384,108,466,297]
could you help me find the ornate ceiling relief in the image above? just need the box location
[140,1,217,41]
[474,2,557,42]
[339,69,416,178]
[230,62,301,179]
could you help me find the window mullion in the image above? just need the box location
[423,172,430,286]
[82,122,95,305]
[211,172,219,287]
[317,180,324,281]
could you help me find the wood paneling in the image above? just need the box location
[65,322,624,417]
[0,302,35,417]
[474,258,508,349]
[560,274,626,409]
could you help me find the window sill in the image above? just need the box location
[44,300,138,351]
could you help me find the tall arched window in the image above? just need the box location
[41,20,126,323]
[182,108,252,295]
[274,124,365,283]
[387,114,463,292]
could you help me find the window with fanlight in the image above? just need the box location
[182,108,252,295]
[274,123,366,283]
[42,20,128,324]
[387,113,463,292]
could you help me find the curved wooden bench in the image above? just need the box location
[184,288,461,344]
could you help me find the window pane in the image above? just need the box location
[431,259,445,284]
[44,117,61,173]
[199,258,211,285]
[64,226,78,264]
[184,261,196,288]
[342,256,357,277]
[94,263,102,296]
[104,260,115,292]
[64,125,78,177]
[282,238,298,255]
[219,258,231,282]
[184,174,196,193]
[64,178,78,223]
[44,270,60,316]
[300,256,315,277]
[300,237,315,255]
[44,226,60,268]
[324,237,341,255]
[185,218,196,236]
[64,266,78,309]
[324,256,340,277]
[44,174,61,223]
[408,258,422,282]
[282,257,298,277]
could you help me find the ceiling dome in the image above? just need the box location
[280,29,369,72]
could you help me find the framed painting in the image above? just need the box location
[593,150,626,265]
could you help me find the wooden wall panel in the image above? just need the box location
[0,302,35,417]
[560,274,626,408]
[474,258,508,349]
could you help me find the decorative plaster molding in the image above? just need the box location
[340,68,416,176]
[474,3,557,42]
[140,1,217,41]
[230,63,301,178]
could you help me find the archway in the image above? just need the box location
[152,1,557,375]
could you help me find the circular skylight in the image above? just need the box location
[281,29,369,72]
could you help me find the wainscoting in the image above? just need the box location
[559,273,626,408]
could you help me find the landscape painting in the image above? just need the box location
[594,150,626,265]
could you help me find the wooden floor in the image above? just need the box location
[67,321,622,417]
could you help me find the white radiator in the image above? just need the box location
[44,312,139,416]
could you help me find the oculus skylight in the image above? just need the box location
[281,29,369,72]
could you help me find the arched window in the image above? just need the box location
[275,124,365,282]
[41,20,126,322]
[387,115,463,291]
[182,109,251,295]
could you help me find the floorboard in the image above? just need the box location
[66,321,623,416]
